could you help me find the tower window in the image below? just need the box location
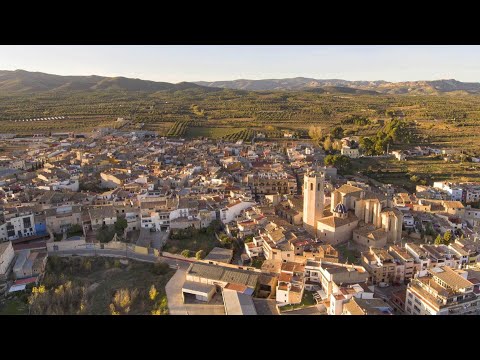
[310,183,313,191]
[317,183,320,191]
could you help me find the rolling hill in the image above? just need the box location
[3,70,480,96]
[0,69,210,93]
[195,77,480,94]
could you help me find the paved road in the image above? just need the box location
[185,303,225,315]
[165,267,188,315]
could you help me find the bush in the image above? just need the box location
[96,225,116,243]
[151,262,170,275]
[181,250,190,258]
[195,250,205,260]
[244,235,254,243]
[67,224,83,237]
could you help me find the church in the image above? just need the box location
[302,170,403,248]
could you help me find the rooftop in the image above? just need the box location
[429,266,473,290]
[187,262,259,288]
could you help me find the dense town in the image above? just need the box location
[1,126,480,316]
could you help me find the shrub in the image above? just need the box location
[195,250,205,260]
[151,262,170,275]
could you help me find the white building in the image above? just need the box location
[341,146,359,159]
[0,211,36,241]
[433,182,463,201]
[220,200,256,224]
[392,150,406,161]
[51,178,79,192]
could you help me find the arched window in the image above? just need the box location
[317,183,320,191]
[310,183,313,191]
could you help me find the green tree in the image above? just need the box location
[323,137,332,152]
[374,140,386,155]
[434,235,443,245]
[195,250,205,260]
[308,126,323,144]
[181,249,190,258]
[330,126,344,139]
[67,224,83,237]
[115,218,128,233]
[324,154,351,171]
[96,225,116,243]
[360,137,375,155]
[443,231,452,244]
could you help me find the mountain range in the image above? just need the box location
[2,69,480,95]
[0,69,207,93]
[195,77,480,95]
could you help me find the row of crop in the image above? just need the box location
[166,120,190,137]
[223,128,255,142]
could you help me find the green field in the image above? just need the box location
[185,126,245,139]
[163,229,221,255]
[2,88,480,182]
[0,297,29,315]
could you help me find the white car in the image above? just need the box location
[378,282,389,288]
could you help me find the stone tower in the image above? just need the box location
[303,170,325,235]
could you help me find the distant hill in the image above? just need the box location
[0,69,211,93]
[195,77,480,94]
[3,70,480,96]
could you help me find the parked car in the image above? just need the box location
[378,282,389,288]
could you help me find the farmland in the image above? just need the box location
[1,88,480,157]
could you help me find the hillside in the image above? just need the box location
[0,69,209,93]
[195,77,480,94]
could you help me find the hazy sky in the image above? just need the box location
[1,45,479,83]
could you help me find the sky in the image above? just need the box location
[0,45,479,83]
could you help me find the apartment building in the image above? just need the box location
[245,172,297,195]
[0,209,36,241]
[316,261,369,297]
[389,245,415,282]
[361,247,399,285]
[406,266,480,315]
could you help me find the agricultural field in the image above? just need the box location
[185,126,244,139]
[350,155,480,192]
[2,89,480,157]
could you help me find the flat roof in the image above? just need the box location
[204,247,234,263]
[188,262,259,288]
[223,288,257,315]
[182,281,216,295]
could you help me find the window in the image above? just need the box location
[407,300,412,306]
[414,298,421,305]
[317,183,320,191]
[413,305,421,313]
[310,183,313,191]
